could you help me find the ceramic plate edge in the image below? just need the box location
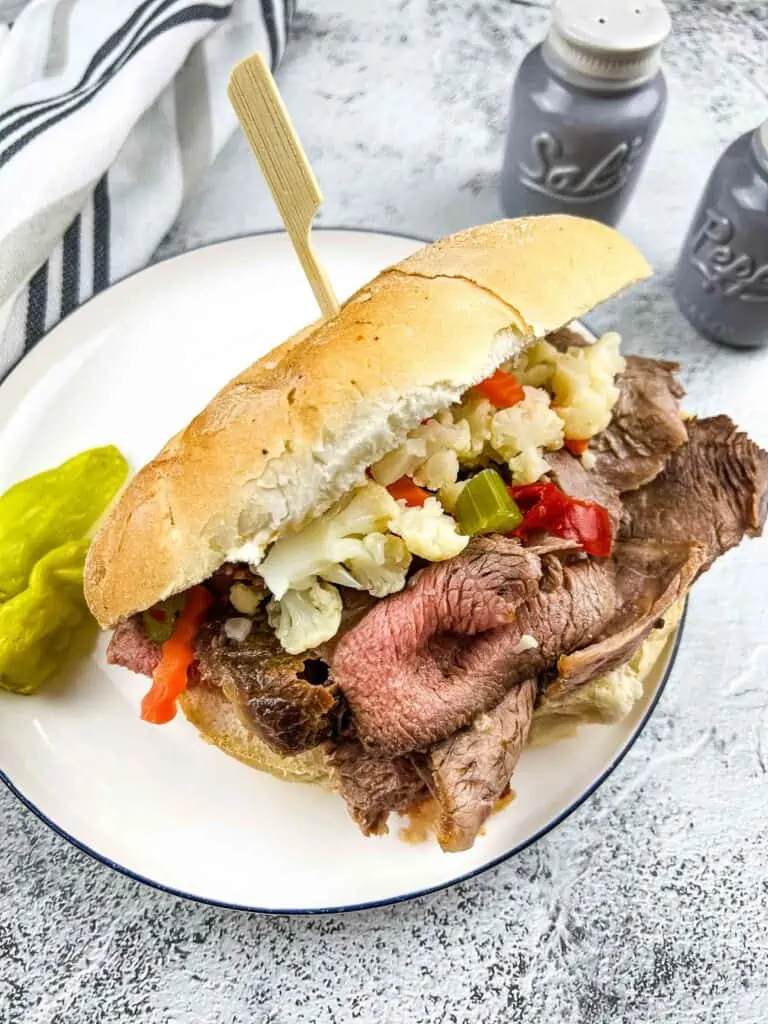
[0,227,683,915]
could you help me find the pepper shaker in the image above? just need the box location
[673,120,768,349]
[500,0,671,226]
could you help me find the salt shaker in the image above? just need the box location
[500,0,671,226]
[673,121,768,349]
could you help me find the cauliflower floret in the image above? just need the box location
[371,411,471,488]
[419,411,472,458]
[490,385,564,484]
[438,478,467,515]
[259,474,470,655]
[511,339,559,390]
[259,481,399,598]
[550,331,625,440]
[391,497,468,561]
[413,449,460,491]
[370,437,428,487]
[267,579,343,655]
[343,532,411,598]
[452,394,494,465]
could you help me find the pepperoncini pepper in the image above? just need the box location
[0,445,128,602]
[0,540,94,693]
[0,445,129,694]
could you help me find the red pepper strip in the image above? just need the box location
[474,369,525,409]
[557,500,613,557]
[564,437,590,457]
[140,585,213,725]
[509,482,569,529]
[387,476,431,507]
[509,482,612,556]
[509,482,563,511]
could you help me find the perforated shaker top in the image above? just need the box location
[544,0,672,89]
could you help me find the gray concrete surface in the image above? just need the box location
[2,2,768,1022]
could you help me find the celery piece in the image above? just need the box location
[454,469,523,537]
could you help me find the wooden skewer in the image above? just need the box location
[228,52,340,319]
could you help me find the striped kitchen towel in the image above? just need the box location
[0,0,294,380]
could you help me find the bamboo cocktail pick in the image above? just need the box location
[228,52,340,319]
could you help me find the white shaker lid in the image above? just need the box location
[544,0,672,90]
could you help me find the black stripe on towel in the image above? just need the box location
[0,0,172,138]
[284,0,294,46]
[92,177,111,295]
[260,0,280,67]
[60,215,82,318]
[0,4,233,170]
[24,261,49,351]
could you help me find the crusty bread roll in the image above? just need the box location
[84,215,650,628]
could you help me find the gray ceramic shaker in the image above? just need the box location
[500,0,671,226]
[674,121,768,349]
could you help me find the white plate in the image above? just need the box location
[0,229,683,913]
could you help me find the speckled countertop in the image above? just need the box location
[3,2,768,1022]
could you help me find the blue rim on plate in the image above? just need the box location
[0,227,686,915]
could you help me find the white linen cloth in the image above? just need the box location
[0,0,293,379]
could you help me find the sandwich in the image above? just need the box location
[84,216,768,852]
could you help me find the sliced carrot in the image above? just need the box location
[386,476,431,507]
[140,585,213,725]
[564,437,590,457]
[474,369,525,409]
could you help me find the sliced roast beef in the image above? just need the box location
[550,539,706,696]
[328,742,428,836]
[195,619,339,756]
[546,448,622,528]
[316,589,379,661]
[423,539,703,848]
[621,416,768,569]
[330,539,703,841]
[107,616,161,676]
[332,536,620,756]
[592,356,687,492]
[429,678,537,852]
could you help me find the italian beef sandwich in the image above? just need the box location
[85,215,768,852]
